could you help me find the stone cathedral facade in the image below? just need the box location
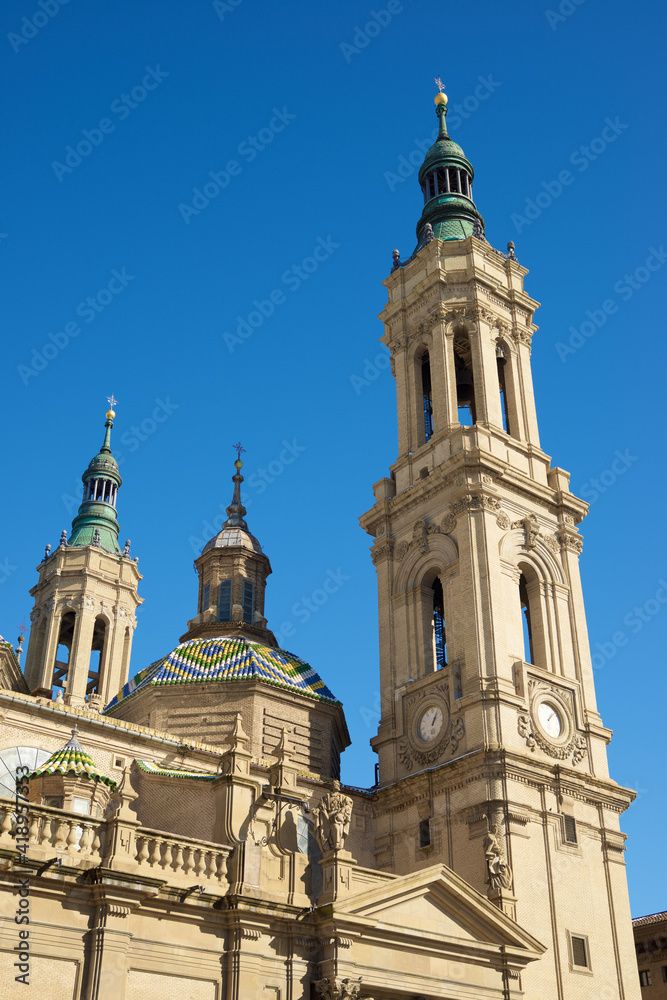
[0,88,640,1000]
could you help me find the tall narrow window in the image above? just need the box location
[53,611,76,696]
[497,348,511,433]
[242,581,255,624]
[87,616,107,695]
[202,583,210,612]
[455,352,476,425]
[432,577,447,669]
[519,574,534,664]
[421,352,433,442]
[218,579,232,621]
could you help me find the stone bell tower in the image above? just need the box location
[360,86,640,1000]
[24,403,142,708]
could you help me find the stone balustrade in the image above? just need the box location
[0,796,105,862]
[134,827,229,888]
[0,797,229,890]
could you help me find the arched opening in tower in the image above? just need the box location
[432,576,447,669]
[87,616,108,696]
[421,351,434,442]
[454,331,476,425]
[519,574,535,665]
[53,610,76,697]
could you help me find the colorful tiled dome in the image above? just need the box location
[28,728,117,789]
[105,636,340,711]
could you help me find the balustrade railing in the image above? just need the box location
[0,797,229,889]
[134,827,229,887]
[0,796,105,861]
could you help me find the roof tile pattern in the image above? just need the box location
[28,731,117,789]
[105,636,340,711]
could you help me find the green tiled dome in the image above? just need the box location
[28,729,117,789]
[105,635,340,711]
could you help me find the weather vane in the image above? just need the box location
[233,442,246,460]
[434,77,446,93]
[107,394,118,410]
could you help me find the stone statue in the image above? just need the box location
[483,823,513,891]
[312,780,353,853]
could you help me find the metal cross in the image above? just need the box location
[434,77,446,93]
[17,620,28,637]
[233,442,246,460]
[107,394,118,409]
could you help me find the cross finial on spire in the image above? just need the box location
[107,394,118,410]
[17,620,27,638]
[233,441,245,461]
[434,76,446,93]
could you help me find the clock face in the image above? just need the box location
[537,701,562,738]
[418,706,444,743]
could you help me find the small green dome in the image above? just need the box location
[411,98,484,249]
[67,409,124,555]
[420,136,468,172]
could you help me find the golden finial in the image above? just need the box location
[434,76,448,105]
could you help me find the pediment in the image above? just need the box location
[333,864,545,956]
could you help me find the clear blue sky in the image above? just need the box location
[1,0,665,916]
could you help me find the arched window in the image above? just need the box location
[87,616,108,695]
[519,574,534,664]
[421,352,433,442]
[53,611,76,695]
[432,577,447,669]
[454,333,476,425]
[218,579,232,621]
[496,346,511,434]
[242,581,255,624]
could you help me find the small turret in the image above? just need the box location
[183,445,275,645]
[414,81,485,247]
[68,402,123,553]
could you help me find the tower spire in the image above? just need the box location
[223,443,248,529]
[67,400,124,554]
[410,83,484,247]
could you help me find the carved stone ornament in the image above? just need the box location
[496,511,511,530]
[451,494,502,516]
[394,540,410,561]
[441,513,457,534]
[312,781,353,853]
[518,682,587,766]
[313,978,373,1000]
[413,519,440,553]
[370,541,394,566]
[557,529,584,555]
[399,682,465,770]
